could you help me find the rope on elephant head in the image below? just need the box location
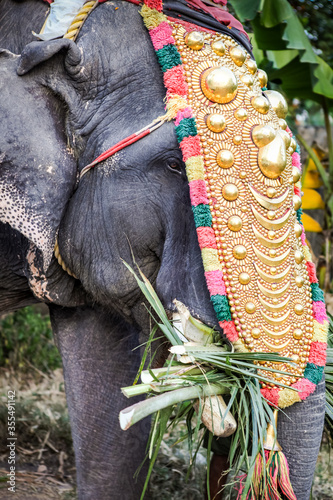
[63,1,99,42]
[54,239,78,278]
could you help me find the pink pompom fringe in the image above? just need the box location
[219,320,238,342]
[294,186,301,197]
[292,152,301,170]
[308,341,327,366]
[180,136,202,161]
[301,227,306,246]
[164,65,188,98]
[260,387,279,407]
[150,21,174,50]
[312,301,328,324]
[205,270,226,295]
[292,378,316,400]
[197,226,217,249]
[189,180,209,206]
[174,106,193,126]
[306,261,318,283]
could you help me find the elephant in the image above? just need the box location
[0,1,326,499]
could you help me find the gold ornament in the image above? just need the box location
[185,31,204,50]
[249,185,289,210]
[279,119,288,130]
[234,108,248,121]
[295,275,304,287]
[228,215,242,231]
[252,124,276,148]
[245,302,256,314]
[256,132,287,180]
[251,327,261,338]
[251,96,270,114]
[254,263,291,284]
[292,166,301,183]
[257,280,289,299]
[229,45,246,66]
[206,113,226,133]
[295,223,303,238]
[289,137,297,153]
[257,69,268,88]
[233,245,247,259]
[211,40,226,56]
[279,129,292,149]
[266,187,277,198]
[233,135,242,145]
[252,205,291,230]
[293,328,303,340]
[239,272,251,285]
[246,59,257,75]
[222,183,239,201]
[217,150,234,169]
[201,67,238,104]
[293,195,302,210]
[241,74,254,88]
[265,90,288,119]
[294,303,304,315]
[294,250,304,264]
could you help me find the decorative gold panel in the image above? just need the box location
[172,25,314,386]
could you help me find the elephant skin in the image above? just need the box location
[0,1,325,499]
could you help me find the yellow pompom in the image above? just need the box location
[201,248,221,272]
[185,156,205,181]
[278,388,302,409]
[140,5,166,30]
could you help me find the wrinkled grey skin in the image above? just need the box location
[0,1,325,499]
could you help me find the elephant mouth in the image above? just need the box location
[170,300,224,346]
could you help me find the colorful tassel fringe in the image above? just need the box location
[250,450,297,500]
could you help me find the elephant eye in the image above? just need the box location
[167,160,182,174]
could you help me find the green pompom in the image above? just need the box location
[192,204,212,228]
[304,363,324,384]
[211,295,232,322]
[175,118,197,143]
[156,44,182,72]
[311,283,325,302]
[296,208,303,223]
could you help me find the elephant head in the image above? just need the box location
[1,1,217,328]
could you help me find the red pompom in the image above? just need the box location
[306,261,318,283]
[219,321,238,342]
[144,0,163,11]
[196,226,217,249]
[308,342,327,366]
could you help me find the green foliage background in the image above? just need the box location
[0,307,61,373]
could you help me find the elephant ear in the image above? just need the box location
[0,49,77,271]
[17,39,82,76]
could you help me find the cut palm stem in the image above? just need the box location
[119,383,229,430]
[170,344,227,355]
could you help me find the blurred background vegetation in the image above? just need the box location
[229,0,333,297]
